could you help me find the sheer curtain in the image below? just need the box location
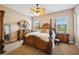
[76,14,79,47]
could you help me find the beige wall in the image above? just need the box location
[0,5,32,26]
[0,5,32,41]
[33,9,74,40]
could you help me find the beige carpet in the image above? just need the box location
[53,44,79,55]
[6,45,46,55]
[5,44,79,55]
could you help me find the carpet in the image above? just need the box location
[6,45,46,55]
[5,44,79,55]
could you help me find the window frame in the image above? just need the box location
[55,16,68,33]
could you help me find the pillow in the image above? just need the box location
[40,29,49,33]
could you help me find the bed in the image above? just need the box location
[23,21,53,54]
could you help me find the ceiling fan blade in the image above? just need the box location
[40,11,45,16]
[31,8,38,11]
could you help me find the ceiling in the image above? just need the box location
[2,4,76,17]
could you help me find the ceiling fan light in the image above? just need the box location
[37,12,40,16]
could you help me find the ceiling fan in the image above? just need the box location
[31,4,45,16]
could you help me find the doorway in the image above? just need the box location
[4,24,11,43]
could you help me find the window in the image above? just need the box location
[33,19,40,32]
[55,16,68,33]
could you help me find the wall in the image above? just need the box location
[32,9,74,40]
[0,5,32,41]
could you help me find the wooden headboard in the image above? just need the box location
[40,23,50,29]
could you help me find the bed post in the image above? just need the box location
[49,19,52,40]
[49,19,52,54]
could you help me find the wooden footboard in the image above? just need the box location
[23,35,52,54]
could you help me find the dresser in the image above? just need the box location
[56,33,69,43]
[0,10,5,54]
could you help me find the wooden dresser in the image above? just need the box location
[0,10,5,54]
[56,33,69,43]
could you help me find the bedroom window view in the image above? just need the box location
[33,19,40,32]
[0,4,79,55]
[56,16,68,33]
